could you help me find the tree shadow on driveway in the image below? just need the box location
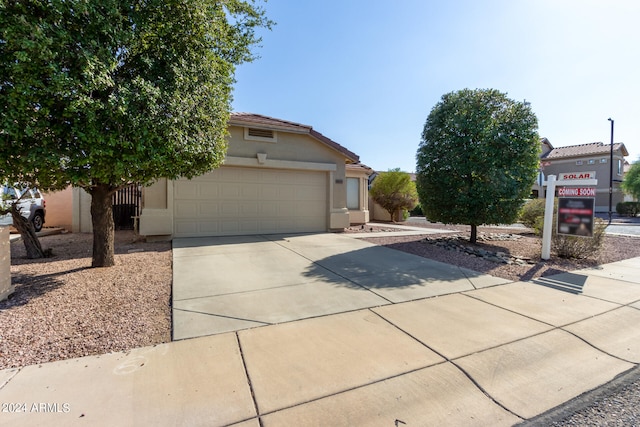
[300,245,491,296]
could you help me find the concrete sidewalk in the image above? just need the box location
[1,235,639,426]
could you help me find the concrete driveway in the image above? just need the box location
[172,232,510,340]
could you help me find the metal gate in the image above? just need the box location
[112,184,141,230]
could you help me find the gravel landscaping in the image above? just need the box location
[348,222,640,282]
[2,230,171,370]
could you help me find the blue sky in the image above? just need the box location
[232,0,640,172]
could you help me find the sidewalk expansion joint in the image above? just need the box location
[255,362,450,420]
[449,360,525,421]
[173,307,271,326]
[235,332,264,426]
[460,293,638,363]
[0,367,21,390]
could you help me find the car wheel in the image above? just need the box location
[32,212,44,232]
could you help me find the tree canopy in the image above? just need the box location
[416,88,540,243]
[1,0,272,266]
[369,168,418,221]
[621,160,640,200]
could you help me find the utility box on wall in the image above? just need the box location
[0,226,13,301]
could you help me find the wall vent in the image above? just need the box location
[245,127,277,142]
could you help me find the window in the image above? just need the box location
[346,178,360,210]
[244,127,277,142]
[600,158,607,163]
[618,159,623,175]
[2,186,17,200]
[576,160,583,165]
[588,159,595,165]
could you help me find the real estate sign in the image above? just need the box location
[557,198,595,237]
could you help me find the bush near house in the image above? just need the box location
[409,203,424,216]
[616,202,640,217]
[553,218,607,259]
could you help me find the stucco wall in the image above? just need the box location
[0,226,13,302]
[42,186,73,230]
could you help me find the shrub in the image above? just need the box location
[519,197,606,259]
[553,218,607,259]
[519,198,546,233]
[616,202,640,217]
[409,203,424,216]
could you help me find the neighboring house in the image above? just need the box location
[139,113,366,238]
[534,138,629,212]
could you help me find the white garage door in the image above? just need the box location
[173,167,328,237]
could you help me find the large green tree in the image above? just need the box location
[369,168,418,222]
[416,88,540,243]
[621,160,640,200]
[1,0,272,266]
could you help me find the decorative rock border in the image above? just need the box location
[422,233,536,266]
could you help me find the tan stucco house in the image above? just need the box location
[137,113,369,238]
[533,138,629,212]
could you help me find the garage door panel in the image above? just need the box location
[277,187,295,200]
[200,184,220,198]
[239,202,259,216]
[198,202,219,216]
[260,202,278,216]
[174,221,198,235]
[221,185,242,199]
[175,182,198,199]
[175,202,198,217]
[220,203,240,215]
[174,167,328,237]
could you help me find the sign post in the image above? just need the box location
[541,175,556,260]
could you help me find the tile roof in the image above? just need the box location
[229,113,359,162]
[346,163,374,175]
[542,142,628,159]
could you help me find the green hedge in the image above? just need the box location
[616,202,640,217]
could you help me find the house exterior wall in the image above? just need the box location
[541,151,626,212]
[42,186,74,230]
[0,226,12,302]
[369,199,404,222]
[139,124,352,237]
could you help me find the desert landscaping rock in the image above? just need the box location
[3,231,171,370]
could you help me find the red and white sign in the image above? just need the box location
[558,187,596,197]
[558,171,596,180]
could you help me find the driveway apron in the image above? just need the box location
[171,232,509,340]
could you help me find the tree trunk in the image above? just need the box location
[89,183,116,268]
[470,224,478,244]
[10,205,45,259]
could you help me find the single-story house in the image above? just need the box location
[533,138,629,212]
[45,113,371,237]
